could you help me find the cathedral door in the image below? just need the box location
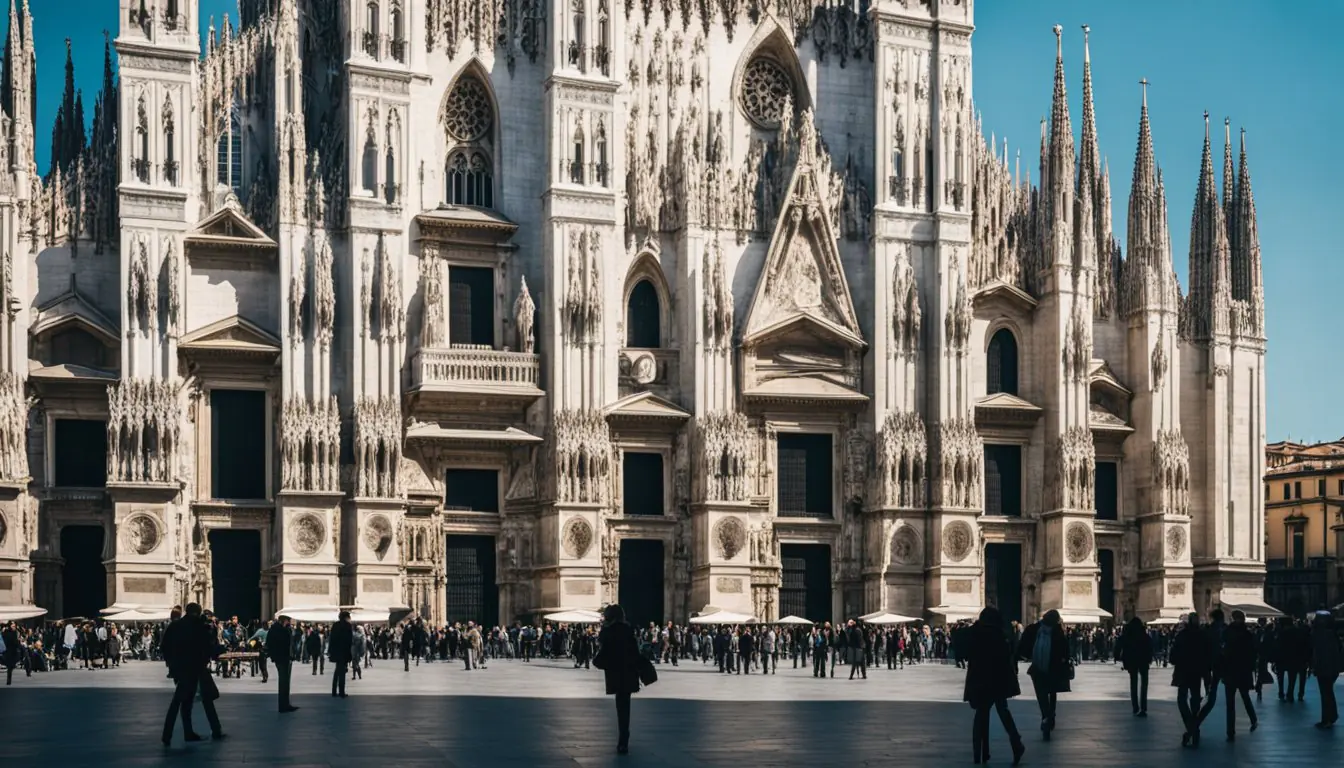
[60,525,107,618]
[618,539,664,627]
[984,543,1023,625]
[1098,548,1117,620]
[780,544,831,622]
[209,529,262,623]
[445,535,498,626]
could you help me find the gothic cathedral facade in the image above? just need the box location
[0,0,1267,626]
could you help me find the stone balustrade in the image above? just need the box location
[410,345,541,392]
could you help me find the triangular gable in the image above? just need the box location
[743,110,861,347]
[1088,359,1132,398]
[186,203,276,248]
[604,391,691,421]
[975,392,1043,412]
[180,314,281,352]
[31,286,120,344]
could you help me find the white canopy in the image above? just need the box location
[276,606,390,623]
[1146,616,1182,626]
[775,615,815,626]
[104,606,174,622]
[689,610,756,625]
[0,605,47,621]
[1056,612,1110,625]
[100,603,141,616]
[861,611,920,625]
[544,609,604,624]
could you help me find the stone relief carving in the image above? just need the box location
[281,396,341,493]
[289,513,326,557]
[564,227,603,342]
[701,237,734,348]
[933,418,982,509]
[354,396,402,499]
[550,409,612,504]
[1150,337,1168,391]
[714,516,747,560]
[1165,526,1187,561]
[891,246,922,358]
[514,276,536,353]
[1062,299,1094,382]
[419,255,445,348]
[694,411,752,502]
[121,513,162,556]
[363,514,394,560]
[562,516,594,559]
[890,525,921,566]
[944,250,973,355]
[0,373,31,482]
[1065,522,1093,564]
[875,411,927,508]
[425,0,544,70]
[1154,429,1191,516]
[1167,581,1186,596]
[107,378,182,485]
[1051,426,1096,512]
[941,520,973,563]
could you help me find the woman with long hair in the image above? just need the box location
[963,607,1025,764]
[594,604,643,754]
[1017,609,1071,740]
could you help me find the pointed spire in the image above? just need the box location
[1222,117,1236,238]
[1044,24,1076,269]
[1231,128,1262,310]
[1078,24,1101,193]
[1187,111,1232,340]
[1123,79,1173,317]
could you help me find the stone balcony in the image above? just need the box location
[407,344,544,414]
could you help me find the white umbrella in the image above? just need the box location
[544,609,604,624]
[689,610,756,625]
[1147,616,1181,626]
[104,606,174,622]
[861,611,919,625]
[276,605,342,623]
[775,615,815,625]
[0,605,47,621]
[344,606,392,624]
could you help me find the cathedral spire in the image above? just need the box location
[1044,24,1076,270]
[1232,128,1263,310]
[1185,111,1232,340]
[2,0,18,117]
[1078,24,1101,194]
[1222,117,1236,239]
[1123,79,1175,317]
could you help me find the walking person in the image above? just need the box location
[1170,612,1212,748]
[1221,610,1258,740]
[1194,609,1228,732]
[846,620,867,680]
[2,621,26,685]
[306,627,324,675]
[594,603,645,755]
[329,610,354,698]
[266,614,299,713]
[1119,616,1152,716]
[1017,609,1070,741]
[161,603,224,746]
[1311,610,1341,728]
[248,622,269,683]
[351,625,366,680]
[963,607,1026,765]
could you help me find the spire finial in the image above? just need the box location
[1139,78,1148,108]
[1082,24,1091,62]
[1204,110,1210,137]
[1053,23,1063,55]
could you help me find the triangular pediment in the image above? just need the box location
[743,111,861,347]
[1088,359,1132,398]
[744,312,865,351]
[186,203,276,249]
[32,284,120,344]
[604,391,691,421]
[180,315,281,353]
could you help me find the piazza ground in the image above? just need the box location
[7,657,1338,766]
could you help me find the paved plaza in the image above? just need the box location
[7,657,1339,766]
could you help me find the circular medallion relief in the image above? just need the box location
[289,513,327,558]
[121,513,162,555]
[363,514,393,559]
[714,516,747,560]
[443,76,493,142]
[941,521,973,563]
[1166,526,1187,561]
[1065,522,1093,564]
[740,57,795,129]
[891,525,921,566]
[562,516,594,559]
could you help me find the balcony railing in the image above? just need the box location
[410,345,541,393]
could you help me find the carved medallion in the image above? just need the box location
[1065,522,1093,564]
[1166,526,1186,561]
[890,525,920,566]
[121,513,162,555]
[363,514,393,560]
[941,520,973,563]
[740,57,794,129]
[714,516,747,560]
[289,513,326,558]
[562,517,594,559]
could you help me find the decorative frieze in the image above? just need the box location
[693,411,752,503]
[1153,429,1190,516]
[932,418,981,509]
[891,245,922,358]
[0,373,31,482]
[280,396,341,493]
[107,378,182,485]
[1050,425,1096,512]
[701,238,734,349]
[353,396,403,499]
[550,409,612,504]
[874,410,927,508]
[564,227,604,343]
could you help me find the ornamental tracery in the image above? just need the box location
[740,56,795,129]
[443,75,493,142]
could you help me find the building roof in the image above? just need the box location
[1266,438,1344,476]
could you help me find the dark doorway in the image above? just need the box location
[444,469,500,512]
[619,539,664,626]
[983,445,1022,517]
[448,266,495,346]
[622,452,664,515]
[776,434,833,517]
[984,543,1023,625]
[54,419,107,487]
[1095,462,1119,521]
[211,389,267,499]
[209,529,262,623]
[779,543,831,622]
[445,535,498,626]
[60,525,106,618]
[1098,548,1116,620]
[625,280,661,348]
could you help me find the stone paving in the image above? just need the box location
[7,656,1340,766]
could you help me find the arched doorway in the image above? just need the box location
[209,529,262,623]
[986,328,1019,395]
[625,279,661,348]
[60,525,107,618]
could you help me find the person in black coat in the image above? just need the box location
[1118,616,1153,716]
[1169,612,1212,748]
[1221,610,1258,740]
[266,615,299,713]
[738,628,755,675]
[963,607,1025,765]
[593,603,642,755]
[305,627,324,675]
[161,603,224,746]
[328,611,354,699]
[1016,610,1070,741]
[2,621,25,685]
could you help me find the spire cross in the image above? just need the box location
[1139,78,1148,107]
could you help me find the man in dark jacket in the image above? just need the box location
[738,627,755,675]
[1119,617,1153,716]
[328,611,354,698]
[266,615,299,713]
[1017,610,1070,741]
[1221,610,1258,740]
[1170,612,1212,748]
[846,620,867,680]
[305,627,324,675]
[161,603,223,745]
[2,621,25,685]
[1194,609,1228,732]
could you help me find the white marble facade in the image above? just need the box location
[0,0,1267,626]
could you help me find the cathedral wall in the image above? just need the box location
[185,262,280,335]
[1178,341,1210,555]
[33,244,121,318]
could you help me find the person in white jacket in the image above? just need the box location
[62,622,77,669]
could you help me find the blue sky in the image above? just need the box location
[18,0,1344,441]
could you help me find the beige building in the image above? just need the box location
[1264,440,1344,616]
[0,0,1267,627]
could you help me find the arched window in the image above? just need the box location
[362,127,378,194]
[626,279,661,348]
[134,96,150,183]
[364,2,380,58]
[445,150,493,208]
[384,145,396,204]
[216,103,244,197]
[595,121,608,187]
[390,5,406,61]
[570,0,586,69]
[986,328,1019,396]
[570,124,585,184]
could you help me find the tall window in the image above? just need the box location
[211,389,267,499]
[986,328,1018,396]
[570,0,586,69]
[777,434,833,517]
[1282,482,1290,500]
[448,266,495,346]
[444,469,500,512]
[364,1,380,58]
[595,123,609,186]
[54,419,108,487]
[390,4,406,62]
[165,0,180,28]
[361,125,378,194]
[384,145,397,204]
[1319,478,1326,497]
[1291,527,1305,569]
[162,96,177,186]
[983,444,1022,517]
[1295,481,1302,500]
[1094,461,1119,521]
[570,125,585,184]
[625,279,660,347]
[134,97,150,183]
[445,151,493,208]
[443,73,496,208]
[216,104,243,197]
[622,452,664,515]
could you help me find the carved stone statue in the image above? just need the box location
[514,275,535,353]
